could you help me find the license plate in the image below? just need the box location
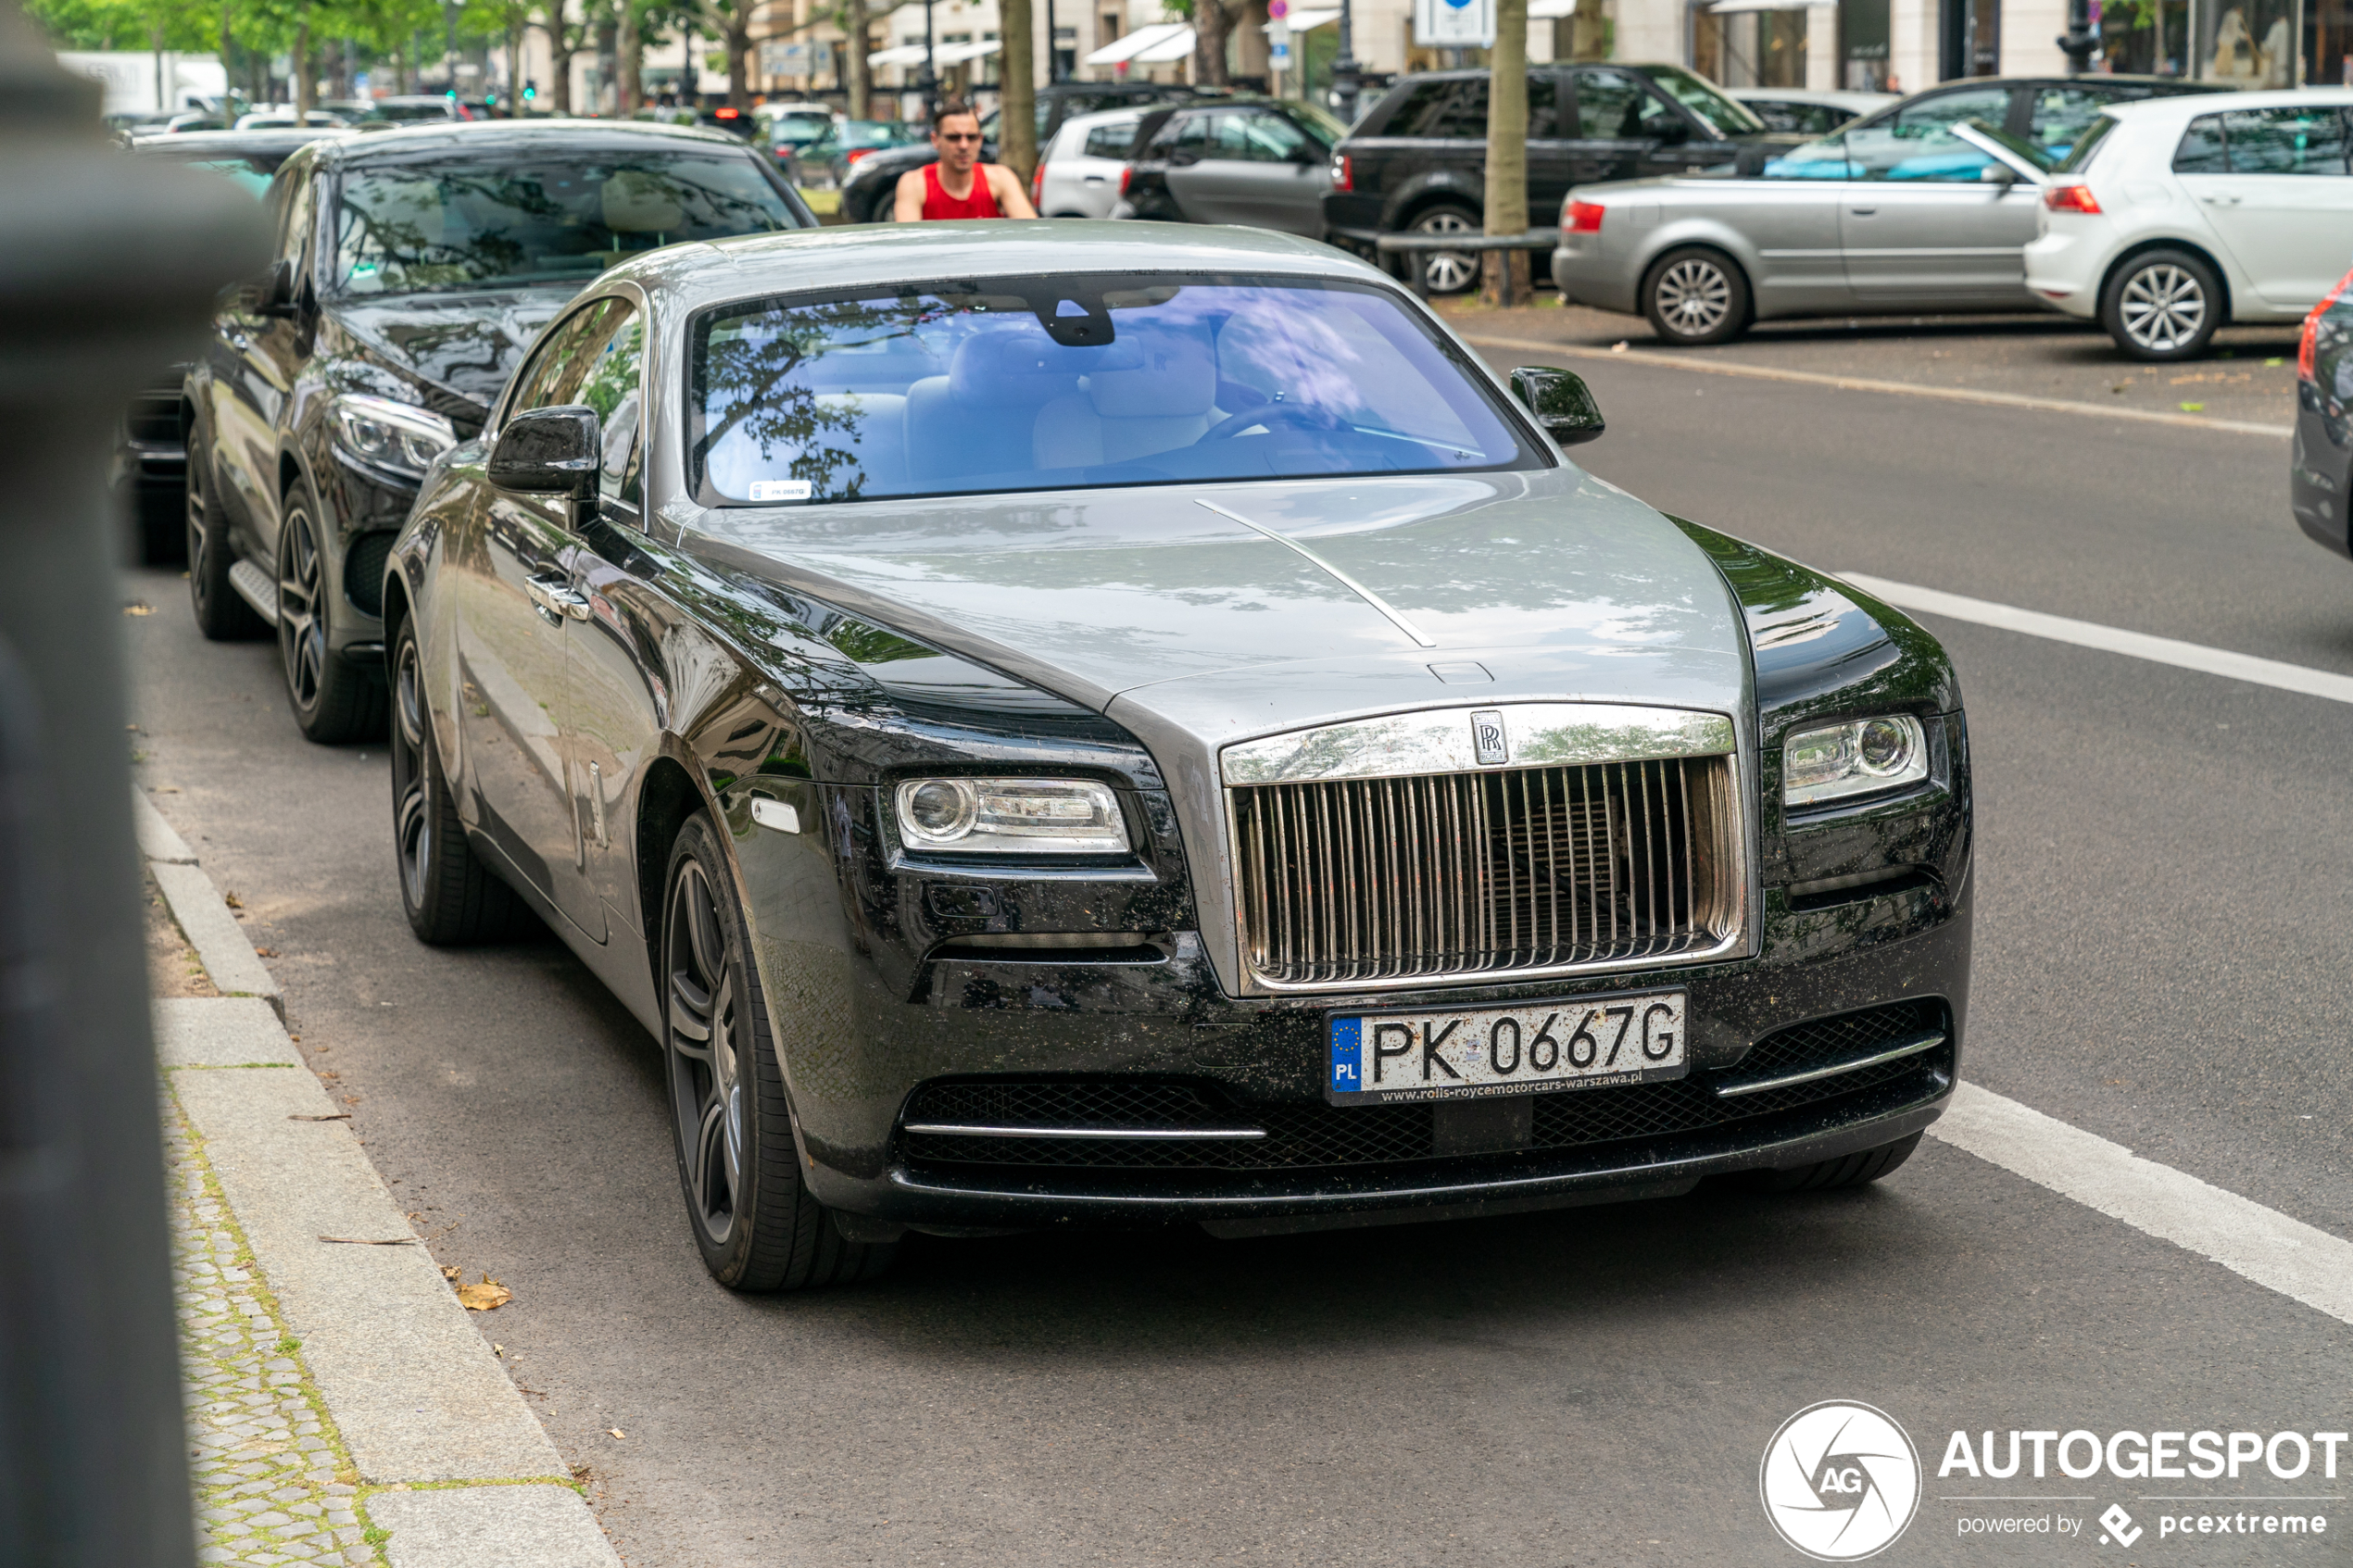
[1326,991,1688,1105]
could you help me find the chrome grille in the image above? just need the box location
[1231,756,1742,989]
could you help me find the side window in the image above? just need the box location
[579,309,645,511]
[1232,110,1315,161]
[509,301,618,420]
[1380,80,1460,137]
[1573,69,1676,141]
[1210,112,1256,158]
[1172,113,1211,152]
[2173,113,2229,173]
[1527,77,1559,138]
[1762,133,1858,180]
[2027,86,2111,157]
[2220,107,2350,174]
[1081,121,1135,158]
[1847,87,2009,182]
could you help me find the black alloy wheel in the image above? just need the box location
[1412,205,1481,296]
[185,441,266,641]
[388,619,535,944]
[2102,247,2221,362]
[1642,245,1752,347]
[276,480,386,744]
[661,814,895,1291]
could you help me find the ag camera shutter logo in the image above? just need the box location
[1761,1401,1921,1561]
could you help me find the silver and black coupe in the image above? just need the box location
[383,223,1973,1289]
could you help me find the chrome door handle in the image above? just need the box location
[525,573,589,622]
[2202,194,2241,206]
[1849,206,1877,216]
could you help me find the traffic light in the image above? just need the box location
[522,79,536,101]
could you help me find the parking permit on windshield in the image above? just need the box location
[1327,991,1688,1105]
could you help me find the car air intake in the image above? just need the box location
[1231,757,1743,989]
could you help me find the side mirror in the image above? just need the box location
[1980,162,2017,185]
[1509,366,1605,446]
[489,405,600,510]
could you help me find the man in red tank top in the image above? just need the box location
[892,98,1038,221]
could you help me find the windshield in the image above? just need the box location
[332,152,798,295]
[1634,65,1764,136]
[690,275,1541,506]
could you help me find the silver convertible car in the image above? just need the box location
[383,223,1971,1289]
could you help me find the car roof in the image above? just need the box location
[1730,87,1895,107]
[2097,84,2353,120]
[1058,106,1147,132]
[131,127,359,152]
[604,220,1386,311]
[312,117,750,165]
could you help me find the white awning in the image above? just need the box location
[1085,21,1194,64]
[865,43,930,65]
[1529,0,1577,17]
[1264,6,1340,30]
[935,38,1001,63]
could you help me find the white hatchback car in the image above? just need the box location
[1032,107,1143,220]
[2020,88,2353,359]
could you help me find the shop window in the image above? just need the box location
[2198,0,2295,84]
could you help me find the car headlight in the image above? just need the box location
[1783,715,1929,807]
[330,393,458,479]
[893,777,1127,855]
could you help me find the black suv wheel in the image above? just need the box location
[276,476,387,744]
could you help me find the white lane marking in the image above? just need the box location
[1842,571,2353,707]
[1462,333,2294,439]
[1930,1083,2353,1328]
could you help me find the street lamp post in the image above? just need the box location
[2057,0,2096,72]
[918,0,937,106]
[1046,0,1060,82]
[1332,0,1359,120]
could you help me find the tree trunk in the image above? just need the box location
[544,0,573,113]
[998,0,1035,181]
[507,16,524,108]
[618,0,642,110]
[842,0,868,118]
[292,9,311,117]
[1191,0,1232,86]
[1479,0,1529,306]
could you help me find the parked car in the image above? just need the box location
[1031,107,1146,217]
[384,221,1972,1291]
[2294,257,2353,558]
[839,81,1203,222]
[182,119,815,742]
[782,118,929,207]
[235,109,352,130]
[113,126,358,563]
[1114,97,1342,235]
[1554,73,2228,345]
[1325,64,1793,295]
[1730,87,1897,136]
[346,94,494,124]
[2021,90,2353,361]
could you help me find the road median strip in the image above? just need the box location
[1461,332,2294,439]
[144,795,621,1567]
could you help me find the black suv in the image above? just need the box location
[839,81,1206,222]
[183,120,813,741]
[1325,62,1789,293]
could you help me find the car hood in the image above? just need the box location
[689,466,1750,754]
[328,283,584,420]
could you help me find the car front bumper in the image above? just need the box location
[766,844,1972,1236]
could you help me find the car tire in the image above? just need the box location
[1410,204,1481,296]
[276,476,387,744]
[186,440,267,642]
[1742,1132,1922,1193]
[2101,247,2221,361]
[661,813,897,1292]
[1642,246,1751,346]
[388,619,537,945]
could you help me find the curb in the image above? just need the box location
[143,790,623,1568]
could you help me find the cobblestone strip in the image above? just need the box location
[165,1081,381,1567]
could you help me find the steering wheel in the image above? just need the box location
[1202,403,1346,441]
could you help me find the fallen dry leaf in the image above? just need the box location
[608,1428,625,1440]
[221,892,243,909]
[287,1112,350,1123]
[122,602,155,616]
[457,1273,513,1311]
[319,1235,416,1246]
[254,947,279,957]
[441,1264,461,1282]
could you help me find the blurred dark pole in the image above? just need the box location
[1044,0,1059,83]
[2057,0,2095,72]
[1331,0,1359,122]
[0,6,267,1565]
[918,0,937,108]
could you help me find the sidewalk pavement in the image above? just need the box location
[143,788,623,1568]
